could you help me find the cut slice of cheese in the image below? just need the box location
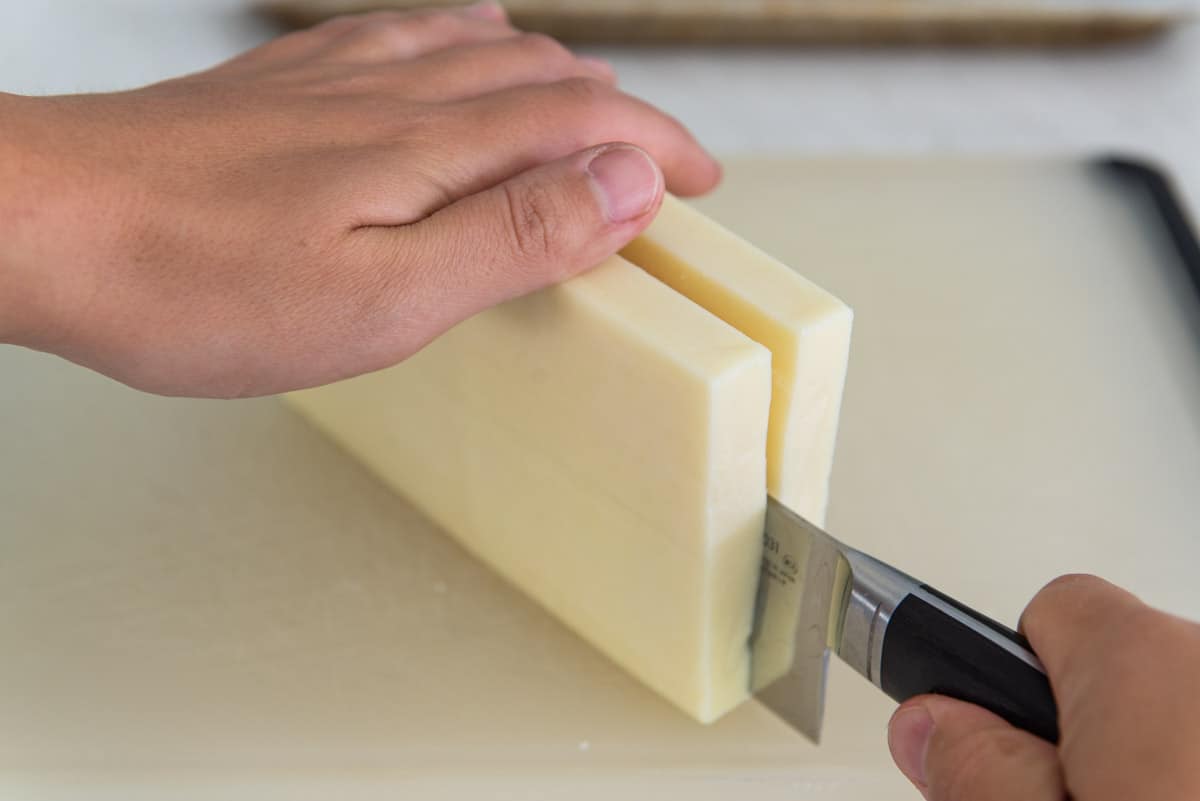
[287,255,772,722]
[622,195,853,526]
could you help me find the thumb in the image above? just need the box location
[888,695,1064,801]
[394,142,663,337]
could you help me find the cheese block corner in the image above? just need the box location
[622,195,853,526]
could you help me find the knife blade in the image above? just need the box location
[750,497,1059,743]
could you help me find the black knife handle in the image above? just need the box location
[879,584,1060,743]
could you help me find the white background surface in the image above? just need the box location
[3,0,1199,208]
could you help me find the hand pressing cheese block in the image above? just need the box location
[622,195,853,526]
[288,255,772,722]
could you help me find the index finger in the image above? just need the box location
[1017,575,1200,801]
[1017,573,1145,684]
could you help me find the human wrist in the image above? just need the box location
[0,89,117,352]
[1,93,52,346]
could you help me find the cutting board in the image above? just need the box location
[2,158,1198,800]
[259,0,1189,45]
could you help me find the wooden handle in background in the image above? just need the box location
[257,0,1184,46]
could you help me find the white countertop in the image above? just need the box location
[4,0,1199,212]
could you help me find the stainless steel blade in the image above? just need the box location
[749,497,851,742]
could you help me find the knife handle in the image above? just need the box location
[839,550,1060,743]
[880,584,1059,742]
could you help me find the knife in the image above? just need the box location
[750,497,1059,743]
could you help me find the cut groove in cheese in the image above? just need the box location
[287,255,771,722]
[622,195,853,526]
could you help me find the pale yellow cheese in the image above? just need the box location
[288,255,772,722]
[622,195,853,526]
[289,199,855,723]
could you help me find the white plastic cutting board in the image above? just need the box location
[2,158,1198,800]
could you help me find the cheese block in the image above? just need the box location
[622,195,853,526]
[287,255,772,722]
[289,200,855,722]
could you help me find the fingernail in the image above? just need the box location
[888,705,934,788]
[463,1,504,20]
[587,145,660,223]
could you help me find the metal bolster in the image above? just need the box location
[837,548,920,687]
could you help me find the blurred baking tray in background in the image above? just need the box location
[260,0,1196,46]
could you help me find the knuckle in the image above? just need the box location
[1023,573,1097,626]
[1041,573,1101,595]
[501,181,563,263]
[358,17,400,38]
[555,75,610,107]
[309,14,360,36]
[342,11,459,54]
[518,33,571,63]
[343,18,410,55]
[409,10,463,37]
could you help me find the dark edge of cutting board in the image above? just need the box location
[255,1,1184,47]
[1097,156,1200,301]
